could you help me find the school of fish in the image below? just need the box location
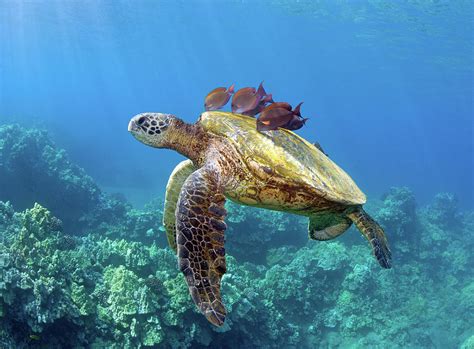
[204,83,309,131]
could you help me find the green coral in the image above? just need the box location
[461,335,474,349]
[0,125,129,233]
[102,266,152,323]
[0,128,473,348]
[225,202,307,263]
[1,193,473,348]
[71,282,95,316]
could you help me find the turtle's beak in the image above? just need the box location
[128,119,137,133]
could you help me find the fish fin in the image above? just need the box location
[257,121,276,131]
[293,102,303,116]
[257,81,265,96]
[207,87,226,96]
[227,84,235,94]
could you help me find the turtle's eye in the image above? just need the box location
[137,116,147,125]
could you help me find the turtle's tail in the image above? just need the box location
[347,207,392,269]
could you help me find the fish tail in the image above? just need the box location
[227,84,235,94]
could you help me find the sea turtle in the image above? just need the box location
[128,111,392,326]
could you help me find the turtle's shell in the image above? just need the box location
[199,111,366,205]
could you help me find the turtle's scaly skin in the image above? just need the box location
[128,111,392,327]
[175,164,228,326]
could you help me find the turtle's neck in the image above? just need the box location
[163,118,210,166]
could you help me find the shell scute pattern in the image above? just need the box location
[199,111,366,205]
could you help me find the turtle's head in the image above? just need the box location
[129,112,209,164]
[128,113,176,148]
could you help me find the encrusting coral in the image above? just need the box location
[0,125,473,348]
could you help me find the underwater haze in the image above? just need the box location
[1,0,473,208]
[0,1,473,348]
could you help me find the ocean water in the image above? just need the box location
[0,1,473,348]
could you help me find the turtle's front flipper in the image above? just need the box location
[347,208,392,269]
[163,160,196,252]
[176,165,228,326]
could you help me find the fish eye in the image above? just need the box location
[137,116,146,125]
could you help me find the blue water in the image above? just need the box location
[1,1,472,208]
[1,2,474,348]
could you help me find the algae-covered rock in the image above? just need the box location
[1,193,473,348]
[461,335,474,349]
[225,201,307,263]
[425,192,460,228]
[0,203,83,345]
[1,129,473,349]
[0,125,128,233]
[103,202,166,245]
[376,187,418,256]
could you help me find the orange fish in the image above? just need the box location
[242,94,274,117]
[242,102,265,117]
[232,87,260,114]
[232,82,273,115]
[257,101,309,131]
[257,106,294,131]
[204,84,234,111]
[242,96,275,116]
[265,102,292,111]
[248,101,291,118]
[282,102,307,130]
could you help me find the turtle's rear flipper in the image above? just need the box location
[308,213,352,240]
[176,165,228,327]
[347,208,392,269]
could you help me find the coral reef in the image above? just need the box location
[0,125,128,233]
[102,197,166,245]
[225,202,307,263]
[1,191,473,348]
[375,187,418,256]
[0,125,473,348]
[461,335,474,349]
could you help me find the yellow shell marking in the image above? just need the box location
[199,111,366,205]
